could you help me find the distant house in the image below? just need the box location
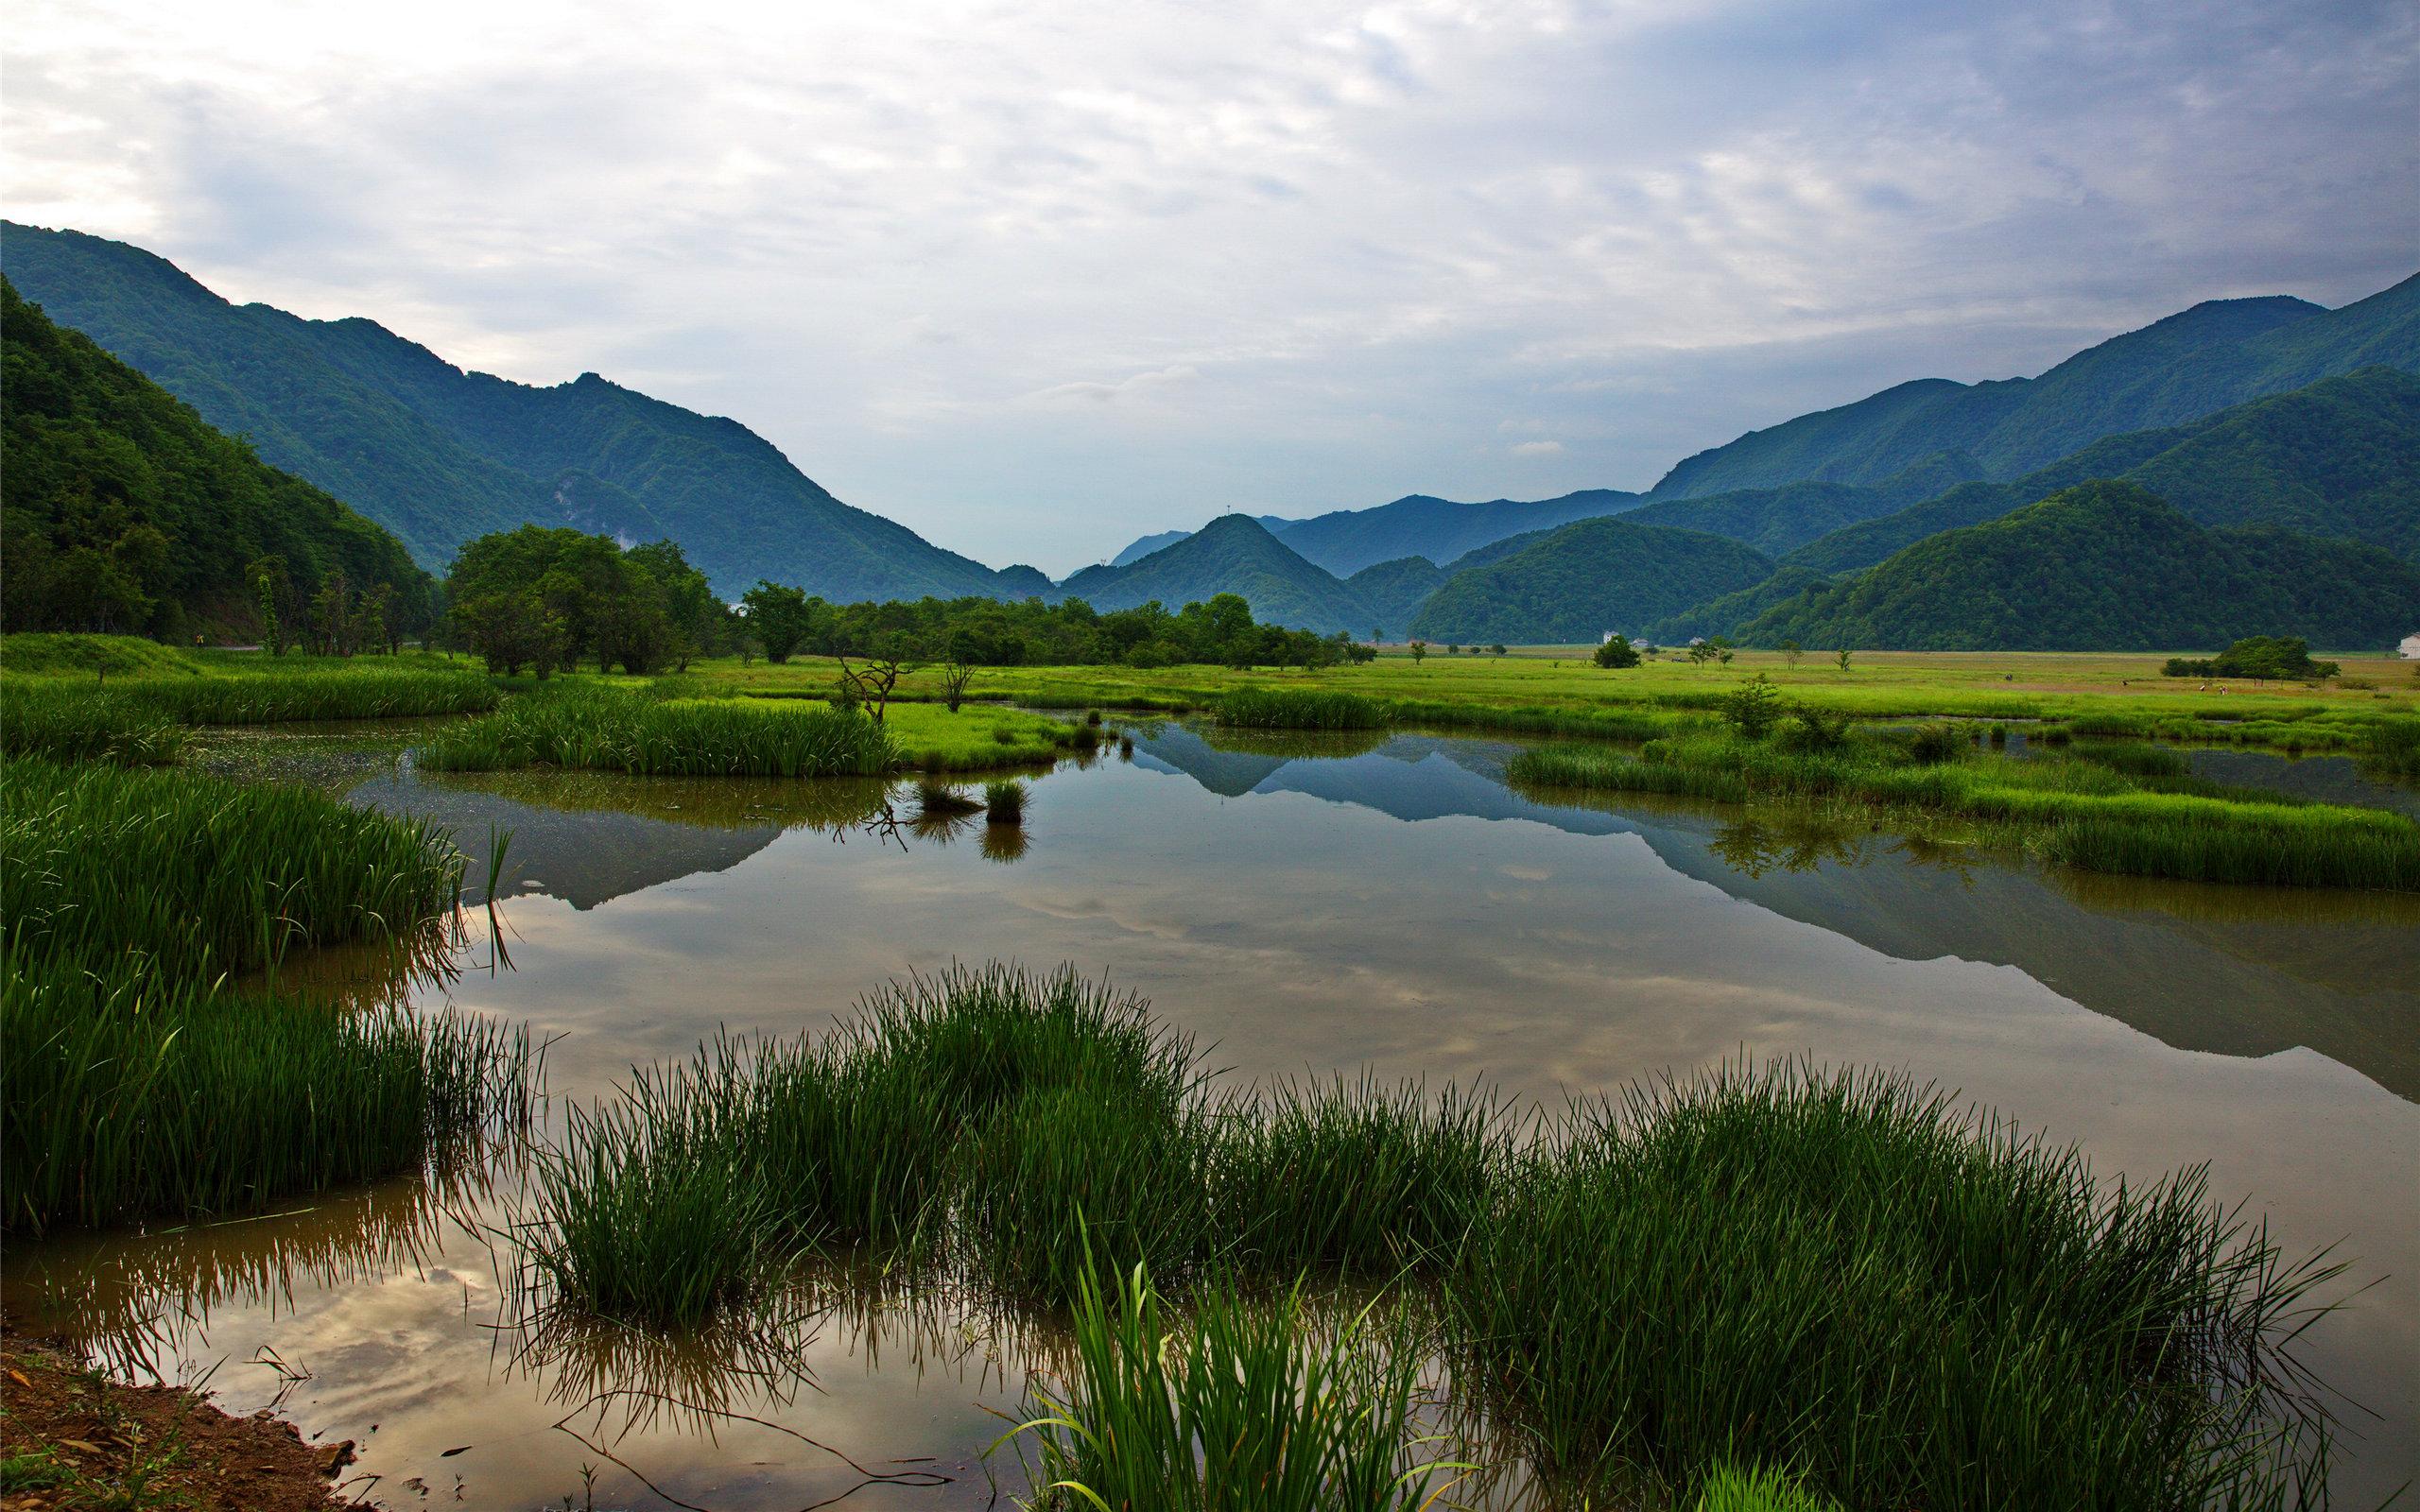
[2402,632,2420,660]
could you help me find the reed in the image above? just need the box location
[1216,687,1393,730]
[523,969,2341,1509]
[914,777,984,816]
[118,663,500,723]
[2,957,531,1234]
[999,1259,1464,1512]
[985,779,1028,822]
[1448,1059,2338,1510]
[2,755,466,981]
[416,686,895,778]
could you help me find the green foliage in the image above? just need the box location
[0,276,432,639]
[1743,482,2420,651]
[1690,1464,1843,1512]
[1720,674,1784,738]
[443,525,718,675]
[0,684,187,765]
[1342,555,1447,637]
[1645,566,1834,644]
[1411,517,1775,644]
[2164,636,2342,681]
[984,779,1027,822]
[739,580,815,662]
[1594,634,1641,669]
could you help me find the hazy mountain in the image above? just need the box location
[1343,556,1447,638]
[1055,514,1376,635]
[0,223,1022,601]
[1,276,429,637]
[1410,517,1774,644]
[1648,273,2418,500]
[1737,481,2420,651]
[1108,530,1191,567]
[1789,367,2420,575]
[1269,489,1640,577]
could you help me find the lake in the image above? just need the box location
[9,720,2417,1508]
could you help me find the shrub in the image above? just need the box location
[1594,635,1641,670]
[1720,674,1784,739]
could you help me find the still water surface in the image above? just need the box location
[9,722,2418,1508]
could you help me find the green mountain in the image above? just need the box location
[1409,517,1775,644]
[1789,368,2420,575]
[1641,566,1834,645]
[1270,489,1640,576]
[1,277,430,637]
[1616,465,1967,558]
[1056,514,1377,635]
[1649,274,2417,500]
[1737,482,2420,651]
[1343,556,1447,637]
[0,223,1017,601]
[1108,530,1191,567]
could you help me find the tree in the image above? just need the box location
[1837,647,1854,672]
[455,591,565,677]
[249,559,286,656]
[1721,673,1784,738]
[1781,639,1803,668]
[1409,640,1427,666]
[938,662,976,713]
[1595,634,1641,669]
[741,582,813,663]
[628,539,723,670]
[1686,639,1718,669]
[836,652,912,724]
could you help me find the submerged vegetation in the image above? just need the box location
[523,965,2341,1510]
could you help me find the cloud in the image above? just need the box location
[1511,439,1565,456]
[5,0,2412,575]
[1023,365,1203,406]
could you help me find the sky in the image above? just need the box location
[6,0,2416,575]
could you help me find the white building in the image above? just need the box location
[2401,632,2420,660]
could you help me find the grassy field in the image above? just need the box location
[674,647,2420,748]
[524,964,2337,1512]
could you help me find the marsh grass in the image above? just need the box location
[416,686,895,778]
[1452,1060,2342,1511]
[1,684,187,765]
[1509,732,2419,890]
[0,755,531,1233]
[1000,1259,1465,1512]
[985,779,1028,822]
[525,968,2342,1509]
[915,777,985,816]
[1217,687,1393,730]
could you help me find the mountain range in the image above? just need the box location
[7,220,2416,650]
[0,222,1039,602]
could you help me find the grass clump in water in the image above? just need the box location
[985,779,1027,823]
[1451,1059,2339,1510]
[1000,1259,1464,1512]
[417,685,895,778]
[0,755,530,1233]
[1216,687,1392,730]
[914,777,984,816]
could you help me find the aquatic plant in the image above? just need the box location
[1215,687,1392,730]
[985,778,1028,822]
[914,777,984,816]
[1450,1059,2340,1510]
[0,684,187,765]
[1000,1259,1464,1512]
[415,685,895,778]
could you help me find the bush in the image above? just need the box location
[1720,674,1783,738]
[1594,635,1641,669]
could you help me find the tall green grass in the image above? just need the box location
[1452,1060,2337,1510]
[999,1260,1465,1512]
[2,957,531,1233]
[1509,731,2420,890]
[524,967,2339,1510]
[1217,687,1393,730]
[1,683,188,765]
[416,686,895,778]
[0,754,531,1233]
[1212,685,1696,743]
[3,756,466,981]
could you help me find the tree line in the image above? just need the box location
[440,526,1375,676]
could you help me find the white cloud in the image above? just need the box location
[3,0,2411,575]
[1511,439,1565,456]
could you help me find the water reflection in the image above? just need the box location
[8,719,2412,1506]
